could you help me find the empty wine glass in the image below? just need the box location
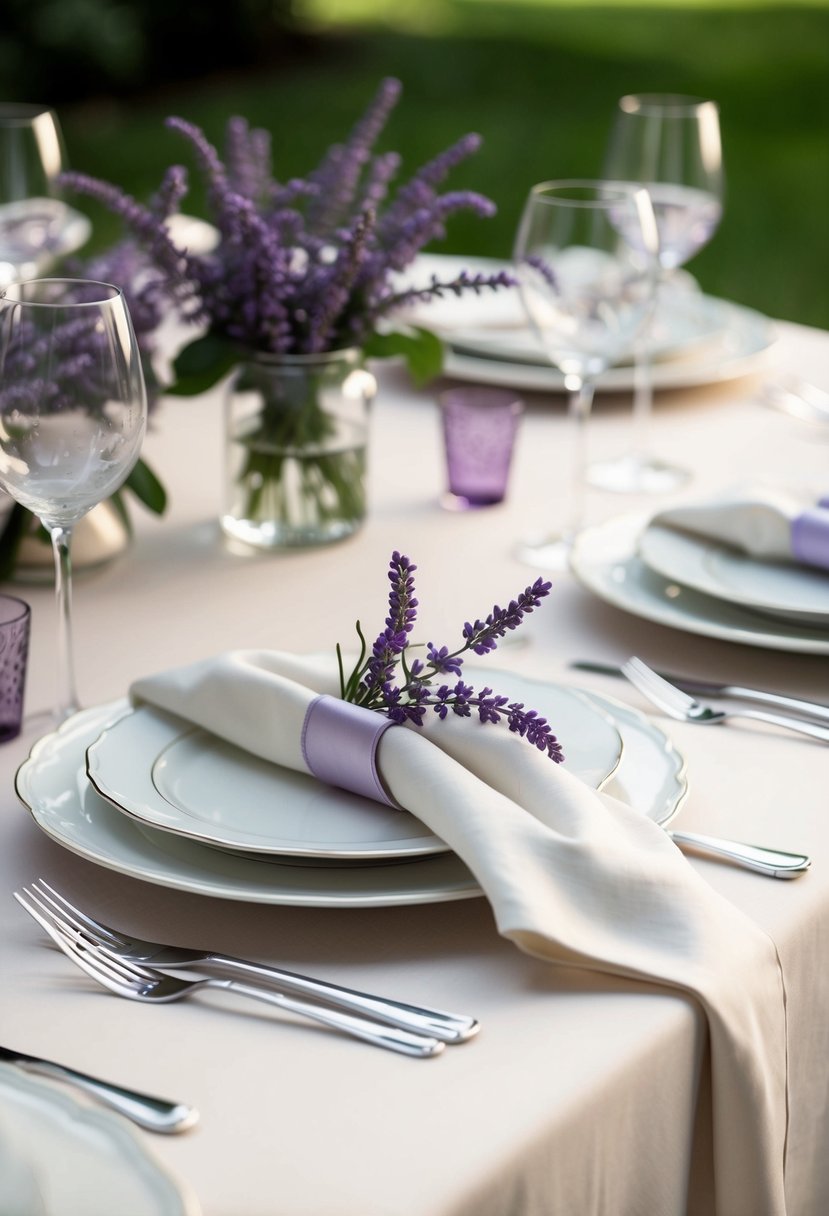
[0,279,147,720]
[513,180,658,570]
[0,104,74,289]
[598,93,724,492]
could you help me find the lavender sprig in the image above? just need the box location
[58,78,514,365]
[337,553,563,762]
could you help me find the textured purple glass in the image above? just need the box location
[301,695,400,807]
[440,387,523,509]
[0,596,30,742]
[791,508,829,570]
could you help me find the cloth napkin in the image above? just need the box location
[132,650,789,1216]
[645,486,829,572]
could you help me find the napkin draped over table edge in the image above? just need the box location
[644,486,829,571]
[131,649,790,1216]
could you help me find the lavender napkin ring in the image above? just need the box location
[791,507,829,571]
[301,695,401,808]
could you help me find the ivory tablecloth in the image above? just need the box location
[1,316,827,1216]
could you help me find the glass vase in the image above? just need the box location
[222,348,376,549]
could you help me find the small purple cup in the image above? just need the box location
[439,386,524,510]
[0,595,30,742]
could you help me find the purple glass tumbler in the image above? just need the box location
[0,595,30,741]
[440,386,523,510]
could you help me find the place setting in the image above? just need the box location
[569,485,829,655]
[0,51,826,1216]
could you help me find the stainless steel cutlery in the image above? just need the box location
[0,1043,198,1133]
[620,656,829,743]
[666,831,810,879]
[20,879,479,1045]
[595,657,814,878]
[14,883,467,1058]
[571,660,829,724]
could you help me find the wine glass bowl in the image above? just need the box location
[513,180,657,569]
[599,93,724,493]
[611,94,723,272]
[0,105,86,288]
[0,278,147,718]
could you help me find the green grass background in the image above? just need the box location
[59,1,829,328]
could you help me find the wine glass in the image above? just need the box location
[0,104,71,289]
[512,180,657,570]
[598,93,724,493]
[0,279,147,720]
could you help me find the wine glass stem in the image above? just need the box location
[564,378,595,544]
[632,332,653,463]
[49,524,80,720]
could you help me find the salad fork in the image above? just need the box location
[622,657,829,743]
[15,887,445,1059]
[19,879,478,1044]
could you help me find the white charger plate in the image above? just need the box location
[398,254,776,394]
[85,676,623,860]
[0,1064,197,1216]
[442,296,775,394]
[571,513,829,654]
[16,689,686,908]
[638,523,829,627]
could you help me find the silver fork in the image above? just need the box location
[15,887,444,1059]
[25,879,478,1044]
[622,656,829,744]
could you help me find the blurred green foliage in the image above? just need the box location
[3,1,827,327]
[0,0,299,100]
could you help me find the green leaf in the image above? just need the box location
[167,333,239,396]
[363,326,445,388]
[107,489,133,537]
[123,458,168,515]
[0,503,34,582]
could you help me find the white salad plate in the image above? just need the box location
[638,523,829,627]
[16,687,686,908]
[0,1064,197,1216]
[85,676,623,860]
[571,513,829,654]
[400,254,776,394]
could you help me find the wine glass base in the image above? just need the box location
[514,535,572,571]
[588,454,690,494]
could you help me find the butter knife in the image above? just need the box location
[0,1045,198,1133]
[571,662,829,724]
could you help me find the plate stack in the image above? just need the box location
[17,671,687,908]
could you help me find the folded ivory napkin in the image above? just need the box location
[646,486,829,572]
[132,649,788,1216]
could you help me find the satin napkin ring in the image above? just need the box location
[301,694,401,808]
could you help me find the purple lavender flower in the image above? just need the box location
[58,79,514,364]
[339,555,563,762]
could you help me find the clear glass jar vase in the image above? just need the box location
[222,348,376,549]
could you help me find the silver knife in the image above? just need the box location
[0,1045,198,1133]
[571,661,829,724]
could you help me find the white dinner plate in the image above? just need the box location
[397,254,776,394]
[16,689,686,908]
[85,677,623,860]
[442,297,775,394]
[638,523,829,627]
[570,513,829,654]
[0,1064,197,1216]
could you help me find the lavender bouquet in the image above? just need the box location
[60,79,513,546]
[339,551,564,762]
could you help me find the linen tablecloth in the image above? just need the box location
[1,316,827,1216]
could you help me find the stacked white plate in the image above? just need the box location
[17,669,687,908]
[570,513,829,652]
[397,254,777,394]
[0,1065,197,1216]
